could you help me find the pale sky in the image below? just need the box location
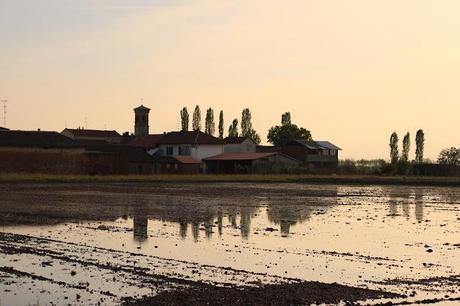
[1,0,459,159]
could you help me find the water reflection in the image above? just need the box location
[387,188,425,221]
[125,188,339,241]
[133,215,148,242]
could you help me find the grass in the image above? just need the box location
[0,173,460,186]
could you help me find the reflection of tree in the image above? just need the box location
[267,204,313,236]
[240,206,252,239]
[387,187,426,221]
[414,189,424,222]
[217,208,223,237]
[179,221,188,239]
[133,215,148,242]
[143,197,258,241]
[191,222,199,242]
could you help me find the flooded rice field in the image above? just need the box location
[0,183,459,305]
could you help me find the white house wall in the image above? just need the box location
[192,145,224,162]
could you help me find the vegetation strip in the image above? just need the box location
[1,173,460,186]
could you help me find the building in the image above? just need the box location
[134,105,150,137]
[0,127,8,131]
[129,130,224,164]
[81,144,158,175]
[203,152,299,174]
[0,130,85,173]
[281,140,341,170]
[61,128,122,144]
[157,131,224,162]
[223,137,257,153]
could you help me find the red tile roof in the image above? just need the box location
[204,152,277,161]
[62,128,121,138]
[175,156,200,164]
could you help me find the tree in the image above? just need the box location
[180,107,189,131]
[240,108,261,144]
[267,125,312,146]
[241,108,252,136]
[401,132,410,162]
[389,132,399,164]
[267,112,312,146]
[192,105,201,131]
[415,129,425,163]
[245,129,261,144]
[228,119,239,137]
[281,112,291,126]
[204,108,215,135]
[218,110,224,139]
[437,147,460,165]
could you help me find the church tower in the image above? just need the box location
[134,105,150,137]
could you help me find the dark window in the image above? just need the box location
[179,146,191,156]
[166,146,174,155]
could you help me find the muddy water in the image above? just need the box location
[0,183,459,305]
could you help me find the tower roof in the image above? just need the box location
[134,105,150,112]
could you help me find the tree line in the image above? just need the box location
[389,130,460,166]
[179,106,312,146]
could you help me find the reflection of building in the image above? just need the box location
[266,188,338,236]
[133,215,148,242]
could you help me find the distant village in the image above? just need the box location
[0,105,341,175]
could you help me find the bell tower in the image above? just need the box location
[134,105,150,137]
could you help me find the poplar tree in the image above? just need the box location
[415,129,425,163]
[401,132,410,162]
[241,108,252,136]
[228,119,239,137]
[390,132,399,164]
[240,108,261,144]
[218,110,224,139]
[192,105,201,131]
[180,107,189,131]
[205,108,215,135]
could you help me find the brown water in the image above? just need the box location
[0,183,459,305]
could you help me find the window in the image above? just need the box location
[166,146,174,155]
[179,146,191,156]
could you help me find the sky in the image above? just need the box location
[1,0,459,160]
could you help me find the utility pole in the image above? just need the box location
[0,100,7,128]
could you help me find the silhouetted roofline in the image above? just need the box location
[134,105,151,111]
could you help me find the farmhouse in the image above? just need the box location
[281,140,341,170]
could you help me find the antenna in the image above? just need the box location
[0,100,7,127]
[84,117,88,129]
